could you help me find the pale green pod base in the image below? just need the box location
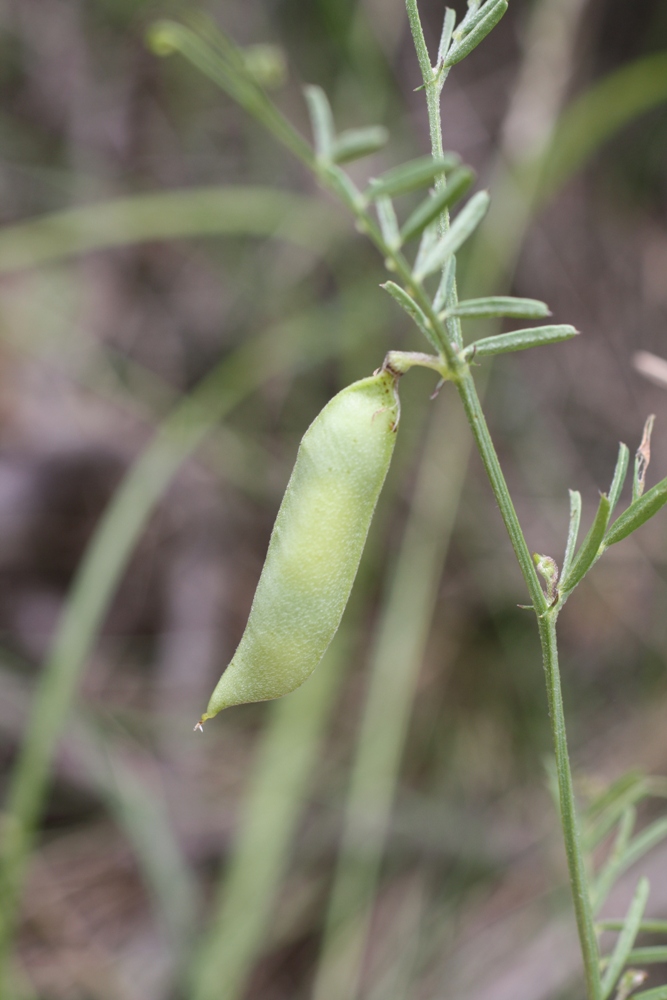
[200,370,399,721]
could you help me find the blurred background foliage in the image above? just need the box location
[0,1,666,998]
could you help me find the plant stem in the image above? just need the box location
[404,0,544,612]
[405,2,602,997]
[538,612,602,1000]
[405,0,447,164]
[454,374,546,612]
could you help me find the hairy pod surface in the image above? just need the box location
[200,370,400,721]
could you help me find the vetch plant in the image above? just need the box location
[148,5,667,1000]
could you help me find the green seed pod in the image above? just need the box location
[198,369,400,723]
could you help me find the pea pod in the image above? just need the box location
[198,369,400,722]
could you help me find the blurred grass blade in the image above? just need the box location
[595,805,638,901]
[0,312,339,980]
[367,155,460,200]
[538,52,667,203]
[312,394,471,1000]
[464,324,578,359]
[645,777,667,799]
[595,815,667,913]
[304,84,336,159]
[190,639,348,1000]
[188,12,246,71]
[0,662,199,964]
[609,444,631,515]
[92,728,201,960]
[632,986,667,1000]
[365,878,425,1000]
[376,196,401,251]
[561,489,582,584]
[625,948,667,965]
[587,772,646,822]
[560,492,610,596]
[445,296,550,320]
[0,187,344,274]
[399,166,474,243]
[444,0,508,66]
[604,476,667,548]
[634,988,667,1000]
[585,791,649,855]
[149,20,314,167]
[598,920,667,934]
[331,126,389,163]
[622,816,667,873]
[381,281,444,354]
[413,191,490,280]
[601,877,649,1000]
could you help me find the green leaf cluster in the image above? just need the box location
[554,418,667,608]
[583,773,667,1000]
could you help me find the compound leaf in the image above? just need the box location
[560,492,610,595]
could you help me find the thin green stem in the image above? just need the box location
[455,375,546,613]
[404,0,460,343]
[405,0,434,90]
[538,613,602,1000]
[405,3,601,998]
[404,0,543,612]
